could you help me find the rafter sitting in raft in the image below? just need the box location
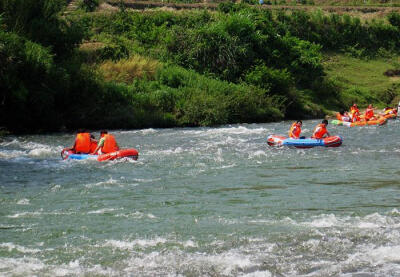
[350,104,361,122]
[69,129,98,154]
[92,130,120,155]
[311,119,331,139]
[364,104,377,121]
[336,111,351,122]
[379,106,398,119]
[288,120,303,139]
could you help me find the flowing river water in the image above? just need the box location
[1,119,400,276]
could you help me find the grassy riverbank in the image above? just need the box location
[1,0,400,133]
[323,54,400,108]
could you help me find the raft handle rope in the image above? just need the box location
[61,148,70,160]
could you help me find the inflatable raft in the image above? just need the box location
[331,117,387,127]
[267,135,343,148]
[61,148,139,161]
[382,113,397,120]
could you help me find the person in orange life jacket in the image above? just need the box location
[71,129,97,154]
[288,120,304,139]
[381,106,397,116]
[92,130,120,154]
[336,110,351,122]
[364,104,376,121]
[311,119,331,139]
[350,104,360,122]
[89,134,98,153]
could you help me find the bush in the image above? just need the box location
[245,64,294,96]
[157,66,187,88]
[100,43,129,61]
[179,91,229,126]
[0,0,83,58]
[276,10,400,57]
[226,87,284,123]
[149,89,177,113]
[0,29,60,132]
[79,0,99,12]
[388,12,400,28]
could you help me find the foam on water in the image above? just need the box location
[0,257,45,275]
[85,177,119,188]
[119,128,158,135]
[182,125,266,135]
[0,139,20,147]
[16,198,30,205]
[146,147,184,156]
[0,257,117,277]
[0,150,26,159]
[1,209,399,276]
[115,211,157,219]
[114,244,273,276]
[105,237,169,249]
[2,122,400,276]
[6,211,43,218]
[133,177,161,183]
[27,147,54,157]
[364,245,400,265]
[87,208,122,214]
[0,243,41,254]
[204,126,267,136]
[242,271,272,277]
[52,260,116,277]
[0,138,63,160]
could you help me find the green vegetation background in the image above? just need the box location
[1,0,399,133]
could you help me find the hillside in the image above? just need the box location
[1,0,400,133]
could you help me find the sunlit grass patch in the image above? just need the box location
[323,53,400,107]
[99,55,161,83]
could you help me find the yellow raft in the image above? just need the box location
[331,117,387,127]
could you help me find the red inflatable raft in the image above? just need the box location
[61,148,139,161]
[267,135,343,148]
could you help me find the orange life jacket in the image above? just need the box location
[350,108,360,122]
[312,124,327,139]
[90,140,98,153]
[75,133,91,153]
[288,122,301,139]
[336,113,343,121]
[101,134,119,154]
[350,106,359,114]
[365,108,374,120]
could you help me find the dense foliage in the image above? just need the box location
[275,10,400,56]
[1,1,399,133]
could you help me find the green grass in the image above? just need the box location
[323,54,400,108]
[311,0,400,6]
[99,55,161,83]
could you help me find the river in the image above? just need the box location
[1,119,400,276]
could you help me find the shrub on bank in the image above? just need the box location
[79,0,100,12]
